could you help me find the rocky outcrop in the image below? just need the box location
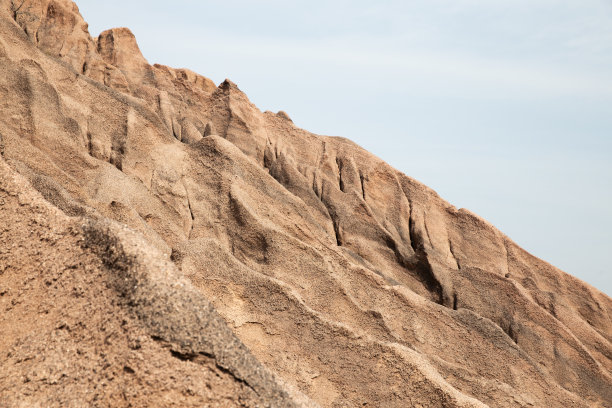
[0,1,610,407]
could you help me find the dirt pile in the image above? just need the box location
[0,1,610,406]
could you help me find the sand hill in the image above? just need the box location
[0,1,610,406]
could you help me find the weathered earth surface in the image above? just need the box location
[0,1,610,407]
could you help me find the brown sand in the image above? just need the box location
[0,1,610,406]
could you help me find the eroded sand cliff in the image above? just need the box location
[0,1,610,406]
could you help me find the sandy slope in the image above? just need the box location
[0,1,610,406]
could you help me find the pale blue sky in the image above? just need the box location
[76,0,611,295]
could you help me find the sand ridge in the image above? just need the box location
[0,1,610,406]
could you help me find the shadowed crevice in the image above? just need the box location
[335,156,345,192]
[359,171,366,201]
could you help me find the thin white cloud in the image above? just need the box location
[157,30,612,99]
